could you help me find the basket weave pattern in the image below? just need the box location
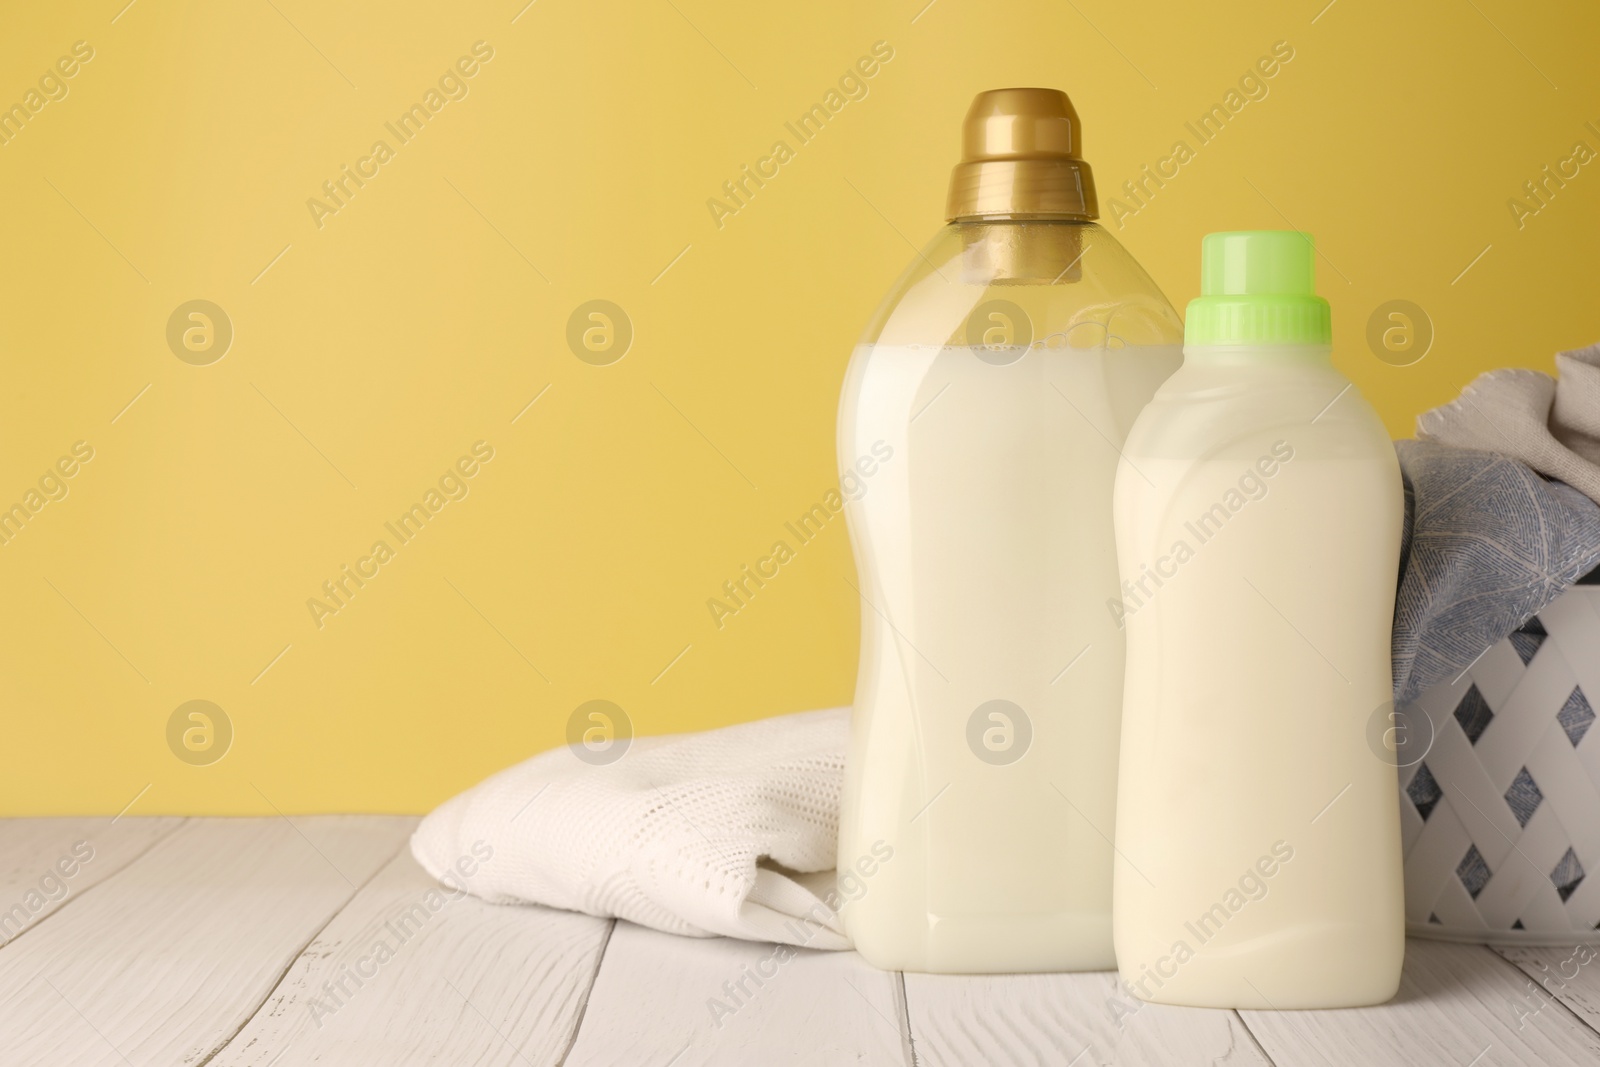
[1401,583,1600,943]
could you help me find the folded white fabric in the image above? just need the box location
[1418,341,1600,504]
[411,707,851,948]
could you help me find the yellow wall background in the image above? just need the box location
[1,0,1596,814]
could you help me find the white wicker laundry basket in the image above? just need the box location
[1399,573,1600,944]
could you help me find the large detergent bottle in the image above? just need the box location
[1111,231,1405,1007]
[836,88,1184,972]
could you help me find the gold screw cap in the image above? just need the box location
[945,88,1098,222]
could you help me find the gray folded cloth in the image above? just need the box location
[1393,442,1600,703]
[1418,342,1600,502]
[1394,342,1600,704]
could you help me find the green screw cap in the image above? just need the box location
[1184,231,1332,346]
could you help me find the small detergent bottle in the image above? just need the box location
[836,88,1184,973]
[1111,231,1405,1008]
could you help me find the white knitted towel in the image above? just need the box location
[1418,341,1600,504]
[410,707,851,948]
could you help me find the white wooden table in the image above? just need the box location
[3,817,1598,1066]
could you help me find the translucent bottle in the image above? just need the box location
[1111,231,1404,1008]
[836,88,1184,972]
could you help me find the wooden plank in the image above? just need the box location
[1495,942,1600,1035]
[209,845,614,1066]
[15,816,1596,1067]
[563,921,909,1066]
[903,969,1269,1066]
[0,816,412,1067]
[0,816,184,947]
[1241,939,1600,1066]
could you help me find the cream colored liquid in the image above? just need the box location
[837,341,1179,973]
[1111,347,1405,1008]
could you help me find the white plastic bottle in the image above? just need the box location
[1111,231,1405,1008]
[836,89,1184,973]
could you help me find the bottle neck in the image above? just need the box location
[954,219,1097,285]
[1182,343,1333,365]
